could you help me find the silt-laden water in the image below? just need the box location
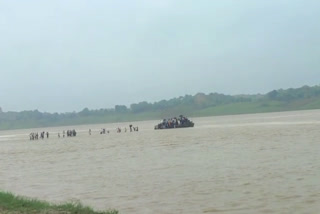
[0,110,320,213]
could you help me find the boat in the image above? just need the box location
[154,115,194,130]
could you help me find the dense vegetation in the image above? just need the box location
[1,85,320,130]
[0,191,117,214]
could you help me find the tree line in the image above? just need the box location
[1,85,320,130]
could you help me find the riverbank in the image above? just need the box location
[0,191,118,214]
[1,85,320,131]
[1,103,320,131]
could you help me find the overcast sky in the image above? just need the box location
[1,0,319,112]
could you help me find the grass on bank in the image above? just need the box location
[194,99,320,117]
[0,191,118,214]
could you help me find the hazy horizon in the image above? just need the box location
[1,0,320,113]
[1,84,319,113]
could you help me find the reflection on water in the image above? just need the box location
[1,110,320,213]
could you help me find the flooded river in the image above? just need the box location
[0,110,320,213]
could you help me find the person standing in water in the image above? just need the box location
[89,129,91,135]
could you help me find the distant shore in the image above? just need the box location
[1,85,320,131]
[0,191,117,214]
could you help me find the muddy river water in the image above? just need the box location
[0,110,320,213]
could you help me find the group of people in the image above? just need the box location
[129,124,139,132]
[117,125,139,133]
[28,124,141,140]
[161,115,190,128]
[57,129,77,138]
[29,131,49,140]
[99,128,110,134]
[96,124,139,134]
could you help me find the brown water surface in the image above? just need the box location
[1,110,320,213]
